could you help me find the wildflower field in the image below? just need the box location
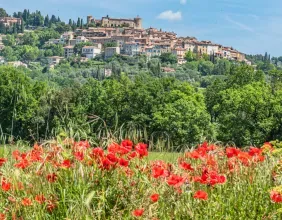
[0,140,282,219]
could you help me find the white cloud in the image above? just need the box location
[157,10,182,21]
[180,0,186,4]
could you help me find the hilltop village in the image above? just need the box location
[0,14,250,67]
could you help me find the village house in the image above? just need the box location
[7,61,27,68]
[63,45,74,58]
[105,47,120,59]
[89,37,113,45]
[172,48,187,60]
[124,42,141,56]
[82,46,101,58]
[47,56,64,66]
[0,17,22,27]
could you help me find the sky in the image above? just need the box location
[1,0,282,56]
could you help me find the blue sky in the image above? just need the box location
[2,0,282,56]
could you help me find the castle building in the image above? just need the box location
[87,15,142,29]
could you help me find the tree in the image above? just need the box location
[198,61,214,76]
[68,19,72,26]
[81,19,83,29]
[18,45,40,63]
[0,8,7,17]
[213,59,231,75]
[214,82,274,146]
[185,50,197,62]
[159,53,178,64]
[152,82,210,145]
[0,46,17,61]
[44,15,49,26]
[77,18,81,27]
[74,42,93,55]
[21,32,39,46]
[2,35,16,47]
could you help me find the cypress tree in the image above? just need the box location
[68,19,72,26]
[44,15,49,26]
[80,19,83,28]
[77,18,81,27]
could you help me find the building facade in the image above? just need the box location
[105,47,120,59]
[82,46,101,58]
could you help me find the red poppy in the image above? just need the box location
[0,158,7,166]
[106,153,118,164]
[14,159,30,169]
[270,191,282,203]
[0,213,5,220]
[46,200,57,213]
[47,173,58,183]
[132,208,144,217]
[21,198,32,206]
[135,143,148,158]
[74,151,84,161]
[91,147,104,158]
[74,140,90,151]
[152,166,165,178]
[1,180,11,191]
[248,147,262,156]
[108,143,121,154]
[226,147,241,158]
[193,190,208,200]
[61,159,72,168]
[150,193,159,203]
[120,140,133,155]
[35,194,46,204]
[167,174,185,188]
[128,151,138,160]
[119,158,129,167]
[179,162,194,171]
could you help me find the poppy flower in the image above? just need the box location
[119,158,129,167]
[0,213,5,220]
[47,173,58,183]
[46,200,57,213]
[167,174,185,188]
[61,159,72,168]
[132,208,144,217]
[91,147,104,158]
[226,147,241,158]
[1,180,11,191]
[270,191,282,203]
[14,159,30,169]
[74,151,84,161]
[152,166,165,178]
[150,193,159,203]
[120,140,133,155]
[35,194,46,204]
[193,190,208,200]
[21,198,32,206]
[179,162,194,171]
[0,158,7,166]
[135,143,148,158]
